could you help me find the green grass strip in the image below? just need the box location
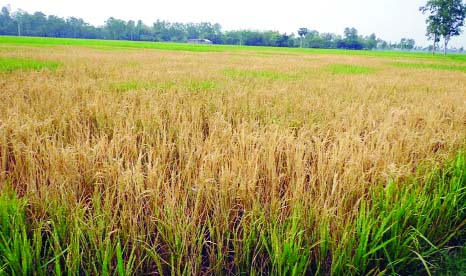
[0,57,60,72]
[392,62,466,72]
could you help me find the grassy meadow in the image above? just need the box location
[0,36,466,275]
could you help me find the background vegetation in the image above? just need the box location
[0,5,420,51]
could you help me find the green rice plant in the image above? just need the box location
[229,211,264,275]
[116,238,137,276]
[0,190,43,275]
[0,57,60,73]
[315,216,331,275]
[260,207,312,276]
[146,204,207,275]
[112,81,146,93]
[184,80,218,93]
[433,246,466,275]
[330,152,466,275]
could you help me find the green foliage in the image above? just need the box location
[434,247,466,275]
[329,152,466,275]
[112,81,145,92]
[0,190,32,275]
[420,0,466,55]
[0,5,416,51]
[0,57,60,72]
[326,64,376,74]
[184,80,218,93]
[260,208,312,276]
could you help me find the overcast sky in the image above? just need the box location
[2,0,466,47]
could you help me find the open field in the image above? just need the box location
[0,36,466,275]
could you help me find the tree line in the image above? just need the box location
[0,5,425,51]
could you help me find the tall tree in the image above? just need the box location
[399,38,416,50]
[0,6,16,35]
[344,27,358,40]
[428,15,441,54]
[340,27,363,50]
[46,15,66,37]
[127,20,135,40]
[297,27,308,48]
[31,12,47,36]
[364,33,377,50]
[11,9,26,36]
[105,17,127,40]
[421,1,444,54]
[420,0,466,55]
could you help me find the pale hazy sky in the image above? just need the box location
[2,0,466,47]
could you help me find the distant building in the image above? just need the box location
[187,39,213,44]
